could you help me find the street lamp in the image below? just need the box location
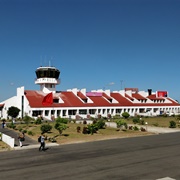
[145,122,148,131]
[108,119,111,127]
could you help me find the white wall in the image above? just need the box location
[1,133,14,148]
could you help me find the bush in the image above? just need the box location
[54,122,67,135]
[23,115,33,124]
[116,119,127,130]
[7,122,16,129]
[139,119,145,125]
[22,130,27,133]
[87,124,97,135]
[82,127,90,134]
[83,120,87,124]
[133,117,140,124]
[35,118,42,124]
[133,126,139,131]
[18,127,23,132]
[27,131,34,136]
[169,121,176,128]
[140,127,146,132]
[77,126,81,133]
[55,117,68,124]
[121,112,130,119]
[48,137,57,142]
[40,124,52,133]
[92,120,97,124]
[96,120,106,129]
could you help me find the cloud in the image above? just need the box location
[108,82,115,86]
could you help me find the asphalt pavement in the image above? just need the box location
[1,132,180,179]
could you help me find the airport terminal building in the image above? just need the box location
[0,66,180,120]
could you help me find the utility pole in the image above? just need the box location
[120,80,123,90]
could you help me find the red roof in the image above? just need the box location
[77,92,87,100]
[102,93,112,100]
[132,93,146,100]
[24,90,180,108]
[147,94,164,100]
[110,93,133,106]
[125,93,134,101]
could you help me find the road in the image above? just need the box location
[0,132,180,180]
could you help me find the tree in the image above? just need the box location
[121,112,130,119]
[41,124,52,133]
[54,122,67,135]
[7,106,20,118]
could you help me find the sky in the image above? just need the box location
[0,0,180,102]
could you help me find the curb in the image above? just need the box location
[13,143,59,150]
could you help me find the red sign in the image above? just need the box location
[157,91,168,97]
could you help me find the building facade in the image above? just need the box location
[0,66,180,120]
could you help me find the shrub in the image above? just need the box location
[18,127,23,132]
[133,117,140,124]
[169,121,176,128]
[82,127,89,134]
[54,122,67,135]
[83,120,87,124]
[121,112,130,119]
[28,131,34,136]
[35,118,42,124]
[77,126,81,133]
[87,124,97,135]
[7,122,16,129]
[116,119,127,130]
[40,124,52,133]
[113,114,120,119]
[133,126,139,131]
[140,127,146,132]
[96,120,106,129]
[55,117,68,124]
[23,115,33,125]
[92,120,97,124]
[139,119,145,125]
[48,137,57,142]
[22,130,27,133]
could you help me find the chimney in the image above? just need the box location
[148,89,152,96]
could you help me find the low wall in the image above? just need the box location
[0,132,14,148]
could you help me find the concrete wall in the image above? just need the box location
[0,132,14,148]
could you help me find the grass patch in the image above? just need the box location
[3,116,180,148]
[0,141,11,151]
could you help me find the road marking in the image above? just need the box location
[156,177,176,180]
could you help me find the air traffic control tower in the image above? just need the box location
[35,66,60,93]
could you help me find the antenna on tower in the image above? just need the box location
[50,56,53,67]
[49,60,51,67]
[40,55,42,66]
[120,80,123,90]
[44,55,47,66]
